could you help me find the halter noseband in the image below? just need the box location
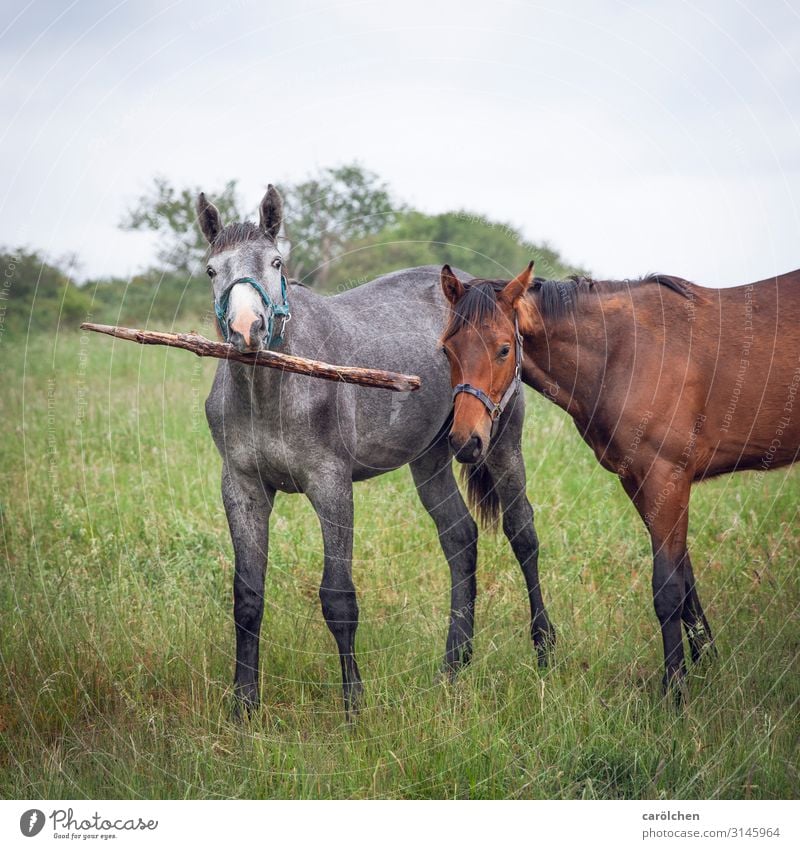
[214,274,291,349]
[452,313,523,441]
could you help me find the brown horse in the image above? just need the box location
[440,262,800,697]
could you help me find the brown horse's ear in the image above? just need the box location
[441,265,465,304]
[259,184,283,242]
[499,261,535,307]
[197,192,223,244]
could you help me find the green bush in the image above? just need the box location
[0,248,93,336]
[320,210,582,291]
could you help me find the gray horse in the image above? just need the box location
[197,184,554,719]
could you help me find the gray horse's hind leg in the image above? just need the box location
[485,418,555,667]
[410,438,479,676]
[305,477,363,720]
[222,466,275,716]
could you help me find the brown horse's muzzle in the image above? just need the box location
[449,431,485,463]
[449,393,492,463]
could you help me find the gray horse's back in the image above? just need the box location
[325,266,468,477]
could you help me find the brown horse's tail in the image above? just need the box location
[460,462,500,531]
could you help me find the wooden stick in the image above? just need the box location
[80,323,421,392]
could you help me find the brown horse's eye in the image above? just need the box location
[498,344,511,359]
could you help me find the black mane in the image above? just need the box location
[443,273,693,334]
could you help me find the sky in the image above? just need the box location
[1,0,799,286]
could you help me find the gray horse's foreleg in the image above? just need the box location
[306,478,363,720]
[222,467,274,716]
[410,443,478,675]
[485,438,555,666]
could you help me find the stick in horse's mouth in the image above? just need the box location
[80,323,421,392]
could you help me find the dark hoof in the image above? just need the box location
[437,649,472,683]
[434,665,458,685]
[662,671,689,708]
[344,681,364,722]
[534,625,556,668]
[230,692,259,723]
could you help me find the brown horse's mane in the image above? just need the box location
[443,273,694,339]
[551,273,693,317]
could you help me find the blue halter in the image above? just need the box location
[214,274,291,349]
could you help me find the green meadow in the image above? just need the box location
[1,330,798,799]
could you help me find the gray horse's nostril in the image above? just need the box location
[228,329,246,352]
[252,313,265,335]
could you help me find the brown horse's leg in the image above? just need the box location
[681,551,716,663]
[622,468,690,701]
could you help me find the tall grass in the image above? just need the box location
[1,330,798,798]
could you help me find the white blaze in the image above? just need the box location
[227,282,264,323]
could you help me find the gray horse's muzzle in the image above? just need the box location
[227,312,267,353]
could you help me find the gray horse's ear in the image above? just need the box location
[259,184,283,242]
[500,261,535,307]
[197,192,223,244]
[441,265,465,304]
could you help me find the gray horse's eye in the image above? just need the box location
[206,266,216,279]
[271,257,282,269]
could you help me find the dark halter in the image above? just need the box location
[452,312,523,441]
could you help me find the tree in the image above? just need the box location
[326,210,583,291]
[120,177,242,274]
[283,163,403,287]
[118,166,402,287]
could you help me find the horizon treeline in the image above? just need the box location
[0,164,582,337]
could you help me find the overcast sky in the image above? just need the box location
[1,0,798,285]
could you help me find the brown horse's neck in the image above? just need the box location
[516,291,623,424]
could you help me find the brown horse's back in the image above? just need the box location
[691,269,800,478]
[566,270,800,484]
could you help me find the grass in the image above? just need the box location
[1,329,798,799]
